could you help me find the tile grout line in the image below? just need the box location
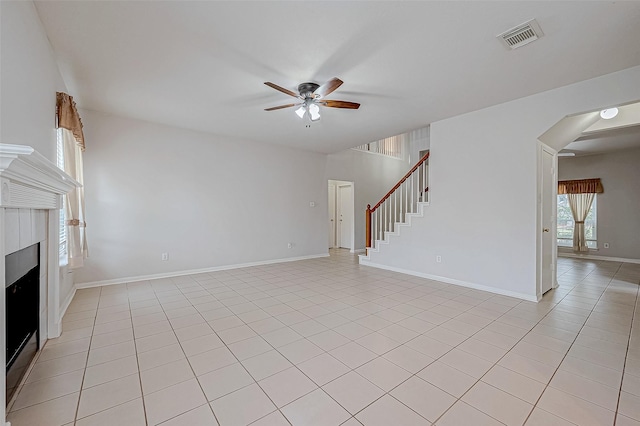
[72,285,101,424]
[143,278,222,426]
[292,287,541,425]
[410,297,549,425]
[612,274,640,426]
[521,262,628,425]
[430,261,617,425]
[519,263,620,425]
[127,285,150,426]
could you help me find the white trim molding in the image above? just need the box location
[76,253,330,288]
[559,252,640,264]
[0,144,79,209]
[360,259,539,302]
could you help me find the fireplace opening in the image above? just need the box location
[5,243,40,404]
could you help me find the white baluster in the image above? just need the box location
[405,180,409,214]
[399,182,404,223]
[410,174,414,213]
[391,196,394,230]
[424,164,428,202]
[389,198,392,231]
[371,210,378,243]
[415,172,419,206]
[383,202,387,239]
[380,202,387,240]
[416,164,422,202]
[404,180,408,214]
[419,164,423,202]
[393,191,397,230]
[395,190,398,226]
[384,199,387,235]
[371,211,375,247]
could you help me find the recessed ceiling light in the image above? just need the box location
[600,108,619,120]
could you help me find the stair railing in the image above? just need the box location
[366,152,429,248]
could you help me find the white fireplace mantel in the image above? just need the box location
[0,144,79,209]
[1,143,80,421]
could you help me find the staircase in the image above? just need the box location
[360,152,429,261]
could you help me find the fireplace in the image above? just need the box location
[1,144,80,421]
[5,244,40,403]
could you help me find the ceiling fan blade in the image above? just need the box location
[321,100,360,109]
[314,78,343,98]
[264,103,300,111]
[264,82,299,98]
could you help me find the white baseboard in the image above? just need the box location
[59,285,77,321]
[76,253,330,289]
[359,259,538,302]
[559,252,640,264]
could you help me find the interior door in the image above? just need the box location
[328,183,336,248]
[337,185,353,249]
[541,148,555,294]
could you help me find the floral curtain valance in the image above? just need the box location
[558,178,603,195]
[56,92,85,151]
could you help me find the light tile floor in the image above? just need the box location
[7,250,640,426]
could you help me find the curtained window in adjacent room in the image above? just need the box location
[557,178,603,252]
[56,92,88,268]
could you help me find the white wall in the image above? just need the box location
[0,1,67,162]
[559,148,640,260]
[75,110,329,285]
[365,66,640,299]
[0,11,74,419]
[0,0,73,306]
[407,126,431,165]
[325,149,410,251]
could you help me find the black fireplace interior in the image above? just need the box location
[5,243,39,404]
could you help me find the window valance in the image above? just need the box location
[56,92,85,151]
[558,178,603,194]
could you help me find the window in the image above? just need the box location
[557,194,597,248]
[56,129,68,262]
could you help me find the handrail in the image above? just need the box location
[371,152,429,212]
[365,151,430,249]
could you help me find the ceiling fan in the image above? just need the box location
[264,77,360,122]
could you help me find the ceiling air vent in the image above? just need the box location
[497,19,543,50]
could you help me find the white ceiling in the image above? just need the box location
[559,101,640,156]
[35,1,640,154]
[563,125,640,156]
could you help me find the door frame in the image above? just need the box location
[328,182,337,248]
[328,179,355,252]
[536,142,558,300]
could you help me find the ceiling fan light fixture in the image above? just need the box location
[308,103,321,121]
[600,108,619,120]
[264,78,358,122]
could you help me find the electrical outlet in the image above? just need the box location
[161,253,169,261]
[309,201,316,207]
[287,243,293,249]
[604,243,610,249]
[436,255,442,263]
